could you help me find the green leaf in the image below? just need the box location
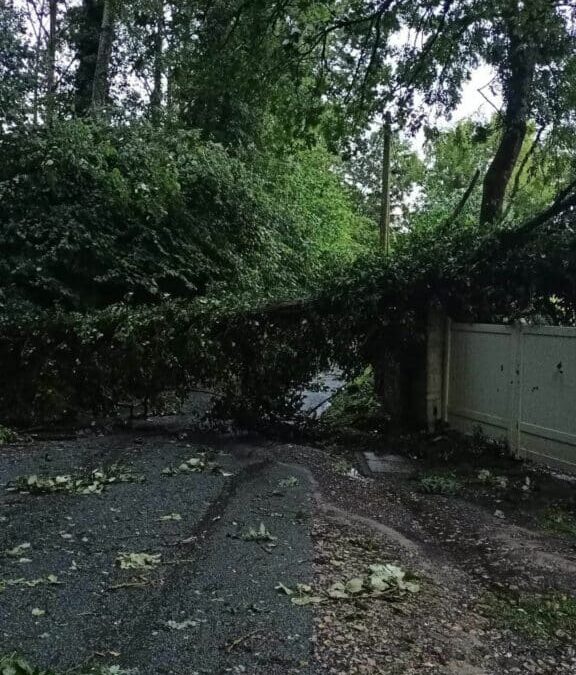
[345,577,364,594]
[275,582,293,595]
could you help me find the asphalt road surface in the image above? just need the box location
[0,432,314,674]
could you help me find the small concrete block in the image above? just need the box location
[363,452,414,475]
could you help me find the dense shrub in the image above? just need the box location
[0,298,338,424]
[1,121,575,426]
[0,121,369,315]
[0,120,378,424]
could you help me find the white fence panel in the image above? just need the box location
[519,327,576,471]
[446,322,576,473]
[447,324,515,441]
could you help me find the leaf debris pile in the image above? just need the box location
[276,582,323,606]
[161,453,232,477]
[115,552,161,570]
[241,523,276,543]
[8,464,144,496]
[0,655,134,674]
[0,575,60,593]
[277,562,418,607]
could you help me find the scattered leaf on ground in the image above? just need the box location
[116,552,161,570]
[166,618,197,630]
[0,575,61,592]
[8,464,144,496]
[241,522,276,543]
[5,543,31,558]
[161,453,229,477]
[278,476,299,488]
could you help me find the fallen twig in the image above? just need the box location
[225,629,260,653]
[108,576,151,591]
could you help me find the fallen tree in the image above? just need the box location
[2,173,575,427]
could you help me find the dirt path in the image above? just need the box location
[270,442,576,675]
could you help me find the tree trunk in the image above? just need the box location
[379,112,392,252]
[480,14,536,225]
[150,0,165,121]
[73,0,104,115]
[46,0,58,126]
[31,0,48,125]
[91,0,116,114]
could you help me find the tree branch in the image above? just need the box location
[499,176,576,247]
[440,169,481,230]
[502,124,545,221]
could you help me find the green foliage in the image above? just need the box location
[0,656,132,675]
[2,1,576,431]
[241,523,277,543]
[483,592,576,642]
[0,295,334,423]
[0,120,309,312]
[418,472,462,496]
[0,120,369,314]
[3,143,575,426]
[539,507,576,538]
[0,426,18,446]
[409,120,576,232]
[261,145,374,267]
[8,464,144,496]
[0,117,375,425]
[0,655,50,675]
[168,1,323,148]
[322,369,385,431]
[344,130,425,224]
[0,5,33,126]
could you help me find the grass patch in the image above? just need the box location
[482,592,576,642]
[417,472,462,495]
[539,507,576,538]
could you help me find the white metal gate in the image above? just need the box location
[445,322,576,473]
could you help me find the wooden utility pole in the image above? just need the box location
[379,111,392,253]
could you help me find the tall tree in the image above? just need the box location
[0,2,33,125]
[91,0,116,112]
[70,0,104,115]
[480,1,536,224]
[379,112,392,251]
[315,0,576,226]
[46,0,58,125]
[149,0,164,120]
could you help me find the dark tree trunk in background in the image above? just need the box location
[480,9,535,225]
[379,112,392,253]
[91,0,116,113]
[72,0,104,115]
[150,1,165,121]
[46,0,58,126]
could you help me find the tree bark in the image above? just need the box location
[150,0,165,121]
[379,112,392,252]
[480,10,536,225]
[73,0,104,115]
[91,0,116,114]
[46,0,58,126]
